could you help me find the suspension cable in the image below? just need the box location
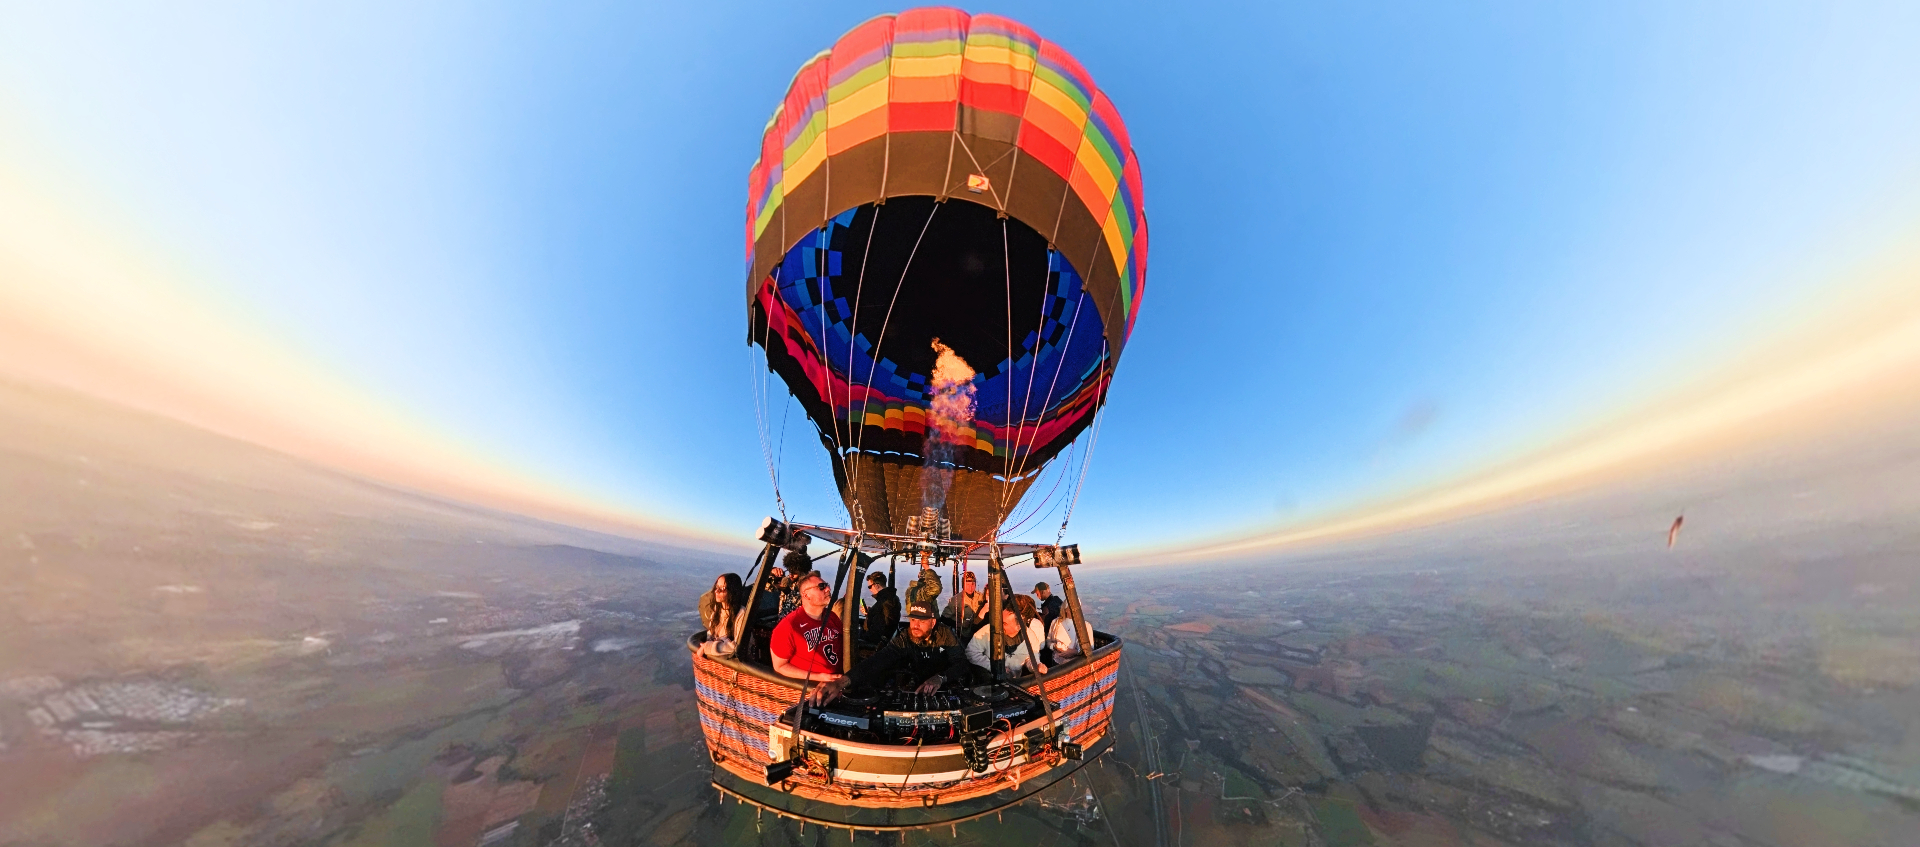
[996,218,1014,544]
[841,204,883,530]
[1008,359,1108,543]
[996,452,1071,537]
[997,284,1089,529]
[1059,351,1111,542]
[1006,407,1100,537]
[748,295,788,521]
[848,201,942,488]
[810,226,855,525]
[993,243,1062,530]
[772,390,790,496]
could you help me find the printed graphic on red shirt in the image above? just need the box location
[770,608,842,675]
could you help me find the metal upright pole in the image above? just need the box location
[987,557,1006,678]
[1056,560,1095,660]
[828,544,853,606]
[839,549,863,674]
[949,557,962,632]
[732,544,775,647]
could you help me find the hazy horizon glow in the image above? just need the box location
[0,161,738,551]
[1138,271,1920,564]
[3,2,1918,554]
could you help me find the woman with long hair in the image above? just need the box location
[700,572,747,654]
[1011,593,1050,670]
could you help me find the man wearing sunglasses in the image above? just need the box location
[770,573,844,685]
[810,599,967,705]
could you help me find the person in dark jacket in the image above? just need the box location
[1033,582,1063,631]
[905,565,944,609]
[943,570,988,633]
[811,600,968,704]
[861,572,900,645]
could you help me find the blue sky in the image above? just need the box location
[3,2,1917,551]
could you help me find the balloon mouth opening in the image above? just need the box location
[750,196,1114,537]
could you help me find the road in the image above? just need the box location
[1123,651,1170,847]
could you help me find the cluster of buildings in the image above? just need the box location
[9,675,244,759]
[32,679,242,724]
[53,728,199,758]
[549,773,610,847]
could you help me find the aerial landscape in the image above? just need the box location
[5,375,1917,847]
[3,3,1919,846]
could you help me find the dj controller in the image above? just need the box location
[802,683,1046,743]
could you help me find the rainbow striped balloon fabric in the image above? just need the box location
[745,9,1146,540]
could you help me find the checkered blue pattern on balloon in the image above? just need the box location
[773,207,1108,423]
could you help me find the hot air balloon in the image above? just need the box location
[690,9,1145,832]
[744,7,1144,541]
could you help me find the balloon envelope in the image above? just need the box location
[746,9,1147,539]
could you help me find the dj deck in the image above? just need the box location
[798,682,1048,743]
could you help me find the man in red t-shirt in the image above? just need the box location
[770,572,843,687]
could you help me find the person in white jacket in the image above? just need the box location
[1047,606,1083,663]
[967,608,1048,678]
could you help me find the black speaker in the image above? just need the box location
[960,703,994,734]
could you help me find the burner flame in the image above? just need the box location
[921,338,977,517]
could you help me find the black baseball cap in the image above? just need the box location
[907,600,939,620]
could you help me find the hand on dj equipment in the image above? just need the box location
[807,677,847,705]
[915,675,944,694]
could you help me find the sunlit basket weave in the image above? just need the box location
[692,639,1119,807]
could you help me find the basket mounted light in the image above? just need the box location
[1032,545,1081,569]
[757,517,789,546]
[764,756,798,785]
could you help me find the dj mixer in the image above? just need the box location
[802,683,1045,743]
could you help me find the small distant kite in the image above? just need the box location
[1667,515,1684,549]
